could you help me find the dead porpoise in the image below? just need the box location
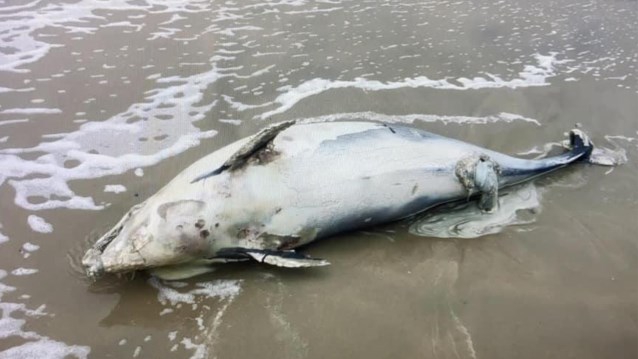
[82,121,593,278]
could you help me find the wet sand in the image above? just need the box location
[1,0,637,358]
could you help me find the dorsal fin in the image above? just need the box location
[191,120,295,183]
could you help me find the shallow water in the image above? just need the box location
[1,0,637,358]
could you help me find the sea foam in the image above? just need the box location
[1,65,221,210]
[27,215,53,234]
[0,0,213,73]
[0,269,91,358]
[147,278,241,359]
[259,53,562,119]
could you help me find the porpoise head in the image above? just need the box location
[82,199,215,278]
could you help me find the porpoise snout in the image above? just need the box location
[82,248,105,278]
[82,213,213,278]
[82,238,148,278]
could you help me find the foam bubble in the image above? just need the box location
[149,278,241,306]
[11,268,38,276]
[589,147,628,167]
[0,224,7,244]
[20,242,40,258]
[27,215,53,234]
[222,95,273,111]
[219,119,242,126]
[259,54,561,119]
[0,119,29,127]
[586,134,634,167]
[0,108,61,115]
[22,242,40,252]
[160,308,174,316]
[298,111,541,126]
[179,338,205,359]
[0,338,90,359]
[104,184,127,193]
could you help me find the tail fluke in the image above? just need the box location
[568,128,594,160]
[499,128,595,186]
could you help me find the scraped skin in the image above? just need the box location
[83,121,593,279]
[455,155,500,212]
